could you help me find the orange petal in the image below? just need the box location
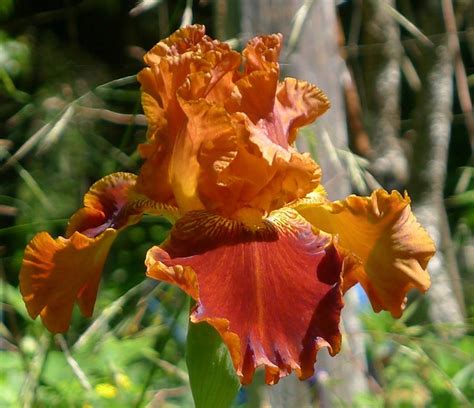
[276,78,330,144]
[137,26,328,218]
[138,54,208,141]
[236,119,322,216]
[146,209,343,384]
[171,97,239,212]
[294,189,436,317]
[144,25,207,64]
[135,142,175,204]
[19,172,173,332]
[242,34,282,74]
[141,88,168,142]
[20,230,117,333]
[231,70,279,123]
[139,24,240,135]
[227,77,329,151]
[198,113,321,219]
[238,78,329,149]
[232,34,329,147]
[137,26,241,205]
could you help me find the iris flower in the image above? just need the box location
[20,25,435,385]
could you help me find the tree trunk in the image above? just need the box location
[409,0,465,328]
[362,0,408,190]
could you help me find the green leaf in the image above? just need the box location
[0,281,30,319]
[186,321,240,408]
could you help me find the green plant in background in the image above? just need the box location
[354,308,474,408]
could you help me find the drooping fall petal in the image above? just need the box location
[145,208,344,384]
[67,172,142,237]
[294,189,436,317]
[20,230,117,333]
[19,172,177,333]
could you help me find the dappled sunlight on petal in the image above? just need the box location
[146,209,343,384]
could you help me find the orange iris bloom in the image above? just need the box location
[20,25,435,385]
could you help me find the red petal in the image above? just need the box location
[67,172,141,237]
[146,209,343,384]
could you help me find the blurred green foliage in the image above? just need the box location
[1,1,473,407]
[355,309,474,408]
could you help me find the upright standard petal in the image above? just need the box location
[169,96,239,212]
[220,34,329,217]
[230,34,330,148]
[136,25,241,205]
[136,26,329,220]
[19,173,157,332]
[146,209,343,384]
[294,189,436,317]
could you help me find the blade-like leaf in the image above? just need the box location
[186,321,240,408]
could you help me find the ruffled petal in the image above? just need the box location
[231,70,279,123]
[146,209,343,384]
[276,78,330,144]
[144,25,207,64]
[67,172,142,236]
[139,24,240,136]
[137,68,168,143]
[242,34,282,74]
[137,26,328,219]
[230,34,329,148]
[246,123,321,199]
[170,97,239,212]
[20,230,117,332]
[294,189,436,317]
[20,173,178,332]
[137,26,241,205]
